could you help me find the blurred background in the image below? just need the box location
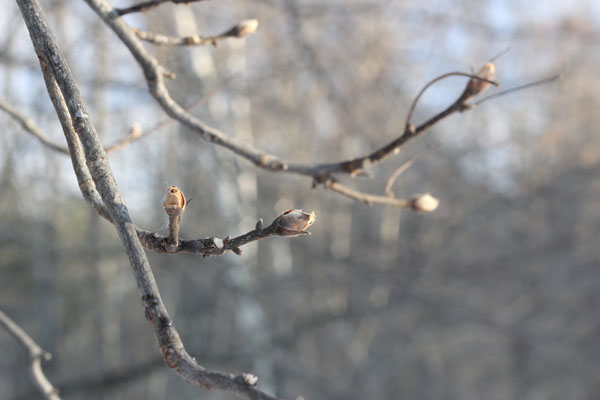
[1,0,600,399]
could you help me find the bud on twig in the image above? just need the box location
[464,62,495,97]
[229,19,259,38]
[273,209,316,236]
[163,186,186,252]
[411,193,439,213]
[129,122,142,139]
[164,185,186,210]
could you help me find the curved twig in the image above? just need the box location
[404,71,498,131]
[0,310,60,400]
[1,99,144,155]
[472,74,562,107]
[384,143,440,197]
[115,0,207,17]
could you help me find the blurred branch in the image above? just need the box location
[0,310,60,400]
[472,74,562,107]
[384,144,440,197]
[324,179,439,212]
[83,0,552,210]
[16,1,289,399]
[114,0,206,17]
[2,74,239,156]
[132,19,259,46]
[1,99,146,155]
[403,71,498,131]
[0,99,68,154]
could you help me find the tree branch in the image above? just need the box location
[16,1,290,398]
[114,0,207,17]
[0,310,60,400]
[3,90,311,255]
[0,99,147,155]
[82,0,554,210]
[137,207,316,256]
[472,74,562,107]
[132,19,259,47]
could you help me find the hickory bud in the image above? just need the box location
[163,186,186,210]
[464,62,495,97]
[274,209,316,236]
[229,19,259,38]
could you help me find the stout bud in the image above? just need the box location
[411,193,439,213]
[230,19,259,38]
[164,186,186,210]
[464,62,495,97]
[274,209,316,236]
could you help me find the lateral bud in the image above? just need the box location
[464,62,495,98]
[255,218,264,231]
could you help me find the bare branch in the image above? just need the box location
[3,85,305,258]
[114,0,207,17]
[133,19,259,47]
[83,0,543,210]
[0,310,60,400]
[488,47,510,62]
[0,99,68,154]
[137,208,316,257]
[9,0,559,215]
[16,1,289,398]
[323,179,438,212]
[384,144,441,197]
[472,74,562,107]
[2,75,238,156]
[404,71,498,132]
[1,100,147,155]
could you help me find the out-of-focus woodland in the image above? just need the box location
[1,0,599,399]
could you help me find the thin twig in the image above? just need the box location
[384,144,441,197]
[326,179,411,207]
[0,99,68,154]
[2,75,239,155]
[0,310,60,400]
[83,0,509,183]
[325,179,437,211]
[133,21,258,47]
[0,100,138,155]
[488,47,510,62]
[404,72,498,131]
[133,28,219,46]
[472,74,562,107]
[114,0,206,17]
